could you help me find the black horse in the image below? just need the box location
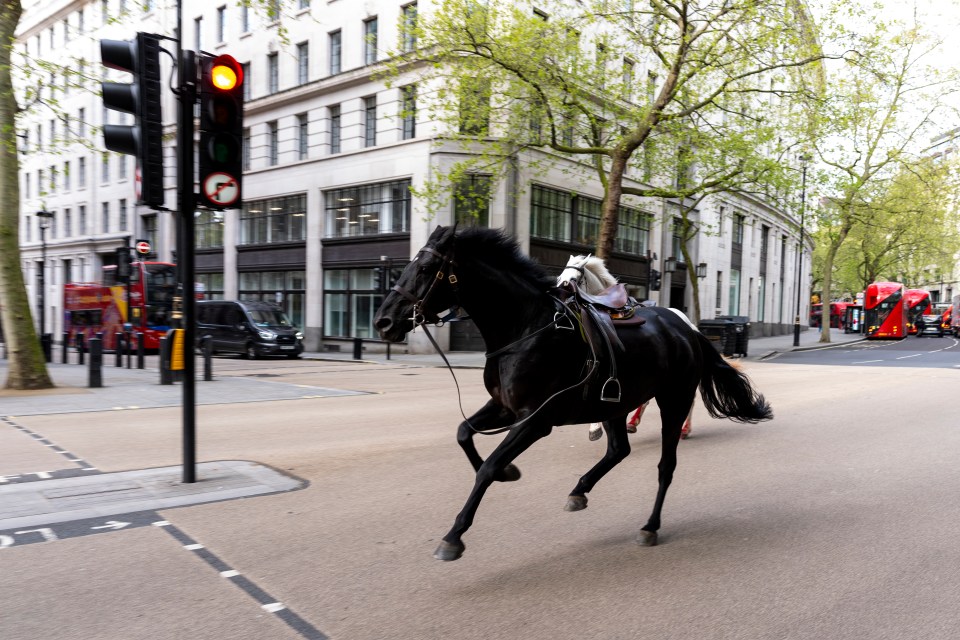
[374,226,773,561]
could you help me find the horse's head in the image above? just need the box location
[374,225,460,342]
[557,254,617,295]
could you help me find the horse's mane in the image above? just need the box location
[560,254,618,294]
[454,227,555,291]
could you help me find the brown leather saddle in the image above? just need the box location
[557,281,647,402]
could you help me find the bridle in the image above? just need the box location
[389,245,460,328]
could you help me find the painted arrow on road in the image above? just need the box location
[91,521,131,531]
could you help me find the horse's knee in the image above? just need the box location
[456,421,475,446]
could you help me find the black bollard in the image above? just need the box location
[62,332,69,363]
[126,331,133,369]
[353,337,363,360]
[115,333,123,367]
[159,336,173,385]
[88,337,103,388]
[77,333,85,365]
[202,336,213,381]
[40,333,53,363]
[137,334,145,369]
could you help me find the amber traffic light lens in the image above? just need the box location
[212,65,237,90]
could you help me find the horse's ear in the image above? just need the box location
[436,224,457,247]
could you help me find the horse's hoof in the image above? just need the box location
[636,530,658,546]
[495,464,521,482]
[433,540,465,561]
[564,495,588,511]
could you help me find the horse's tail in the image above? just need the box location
[696,332,773,424]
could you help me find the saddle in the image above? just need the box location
[558,281,646,403]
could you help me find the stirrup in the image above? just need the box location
[553,311,575,331]
[600,377,621,402]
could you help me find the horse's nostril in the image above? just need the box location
[375,317,392,331]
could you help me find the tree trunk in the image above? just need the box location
[596,152,627,260]
[819,218,853,344]
[0,0,54,389]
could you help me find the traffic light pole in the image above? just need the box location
[178,49,198,484]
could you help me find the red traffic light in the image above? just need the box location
[209,54,242,91]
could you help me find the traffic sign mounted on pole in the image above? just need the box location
[135,240,151,255]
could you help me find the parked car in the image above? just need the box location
[196,300,304,358]
[917,314,944,337]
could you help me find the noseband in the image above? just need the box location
[391,245,459,327]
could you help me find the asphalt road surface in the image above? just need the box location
[2,352,960,640]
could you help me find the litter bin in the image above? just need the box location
[715,316,750,357]
[698,318,737,357]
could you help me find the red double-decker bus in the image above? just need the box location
[904,288,932,334]
[810,302,849,329]
[864,281,906,339]
[64,261,177,351]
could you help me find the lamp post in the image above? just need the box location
[793,156,810,347]
[36,210,55,361]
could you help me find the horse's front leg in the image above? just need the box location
[435,420,550,561]
[565,414,631,512]
[456,400,521,482]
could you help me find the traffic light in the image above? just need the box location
[199,53,244,210]
[650,268,662,291]
[100,33,164,208]
[116,246,134,282]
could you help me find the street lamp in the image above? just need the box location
[793,155,810,347]
[36,209,55,361]
[664,256,677,273]
[695,262,707,279]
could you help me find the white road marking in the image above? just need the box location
[852,360,883,364]
[261,603,286,613]
[220,570,240,578]
[896,354,922,359]
[184,543,204,550]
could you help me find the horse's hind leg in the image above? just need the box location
[638,398,690,546]
[436,421,549,561]
[457,400,521,481]
[565,415,631,511]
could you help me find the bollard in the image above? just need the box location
[159,336,173,385]
[62,332,69,364]
[77,333,85,365]
[40,333,53,363]
[115,333,123,367]
[386,342,391,360]
[202,336,213,381]
[137,334,145,369]
[88,337,103,388]
[126,331,133,369]
[353,337,363,360]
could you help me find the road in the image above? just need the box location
[2,351,960,639]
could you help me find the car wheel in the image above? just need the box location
[245,343,258,360]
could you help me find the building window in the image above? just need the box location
[267,53,279,93]
[194,16,202,52]
[78,157,86,187]
[64,208,72,237]
[268,121,279,165]
[614,206,652,255]
[141,214,157,250]
[453,175,490,227]
[728,269,741,314]
[401,3,417,52]
[63,161,70,191]
[324,179,411,238]
[297,113,309,160]
[401,85,416,140]
[363,17,378,65]
[329,30,341,74]
[363,96,377,147]
[241,63,251,100]
[329,105,341,154]
[79,205,87,234]
[530,184,572,242]
[217,6,226,43]
[242,127,251,170]
[118,155,127,180]
[101,153,109,182]
[299,0,310,9]
[119,199,127,231]
[241,4,250,33]
[64,258,73,285]
[195,273,224,300]
[240,194,307,245]
[297,42,309,84]
[733,213,745,245]
[324,267,398,339]
[101,201,110,233]
[196,211,224,248]
[716,271,723,310]
[240,270,305,329]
